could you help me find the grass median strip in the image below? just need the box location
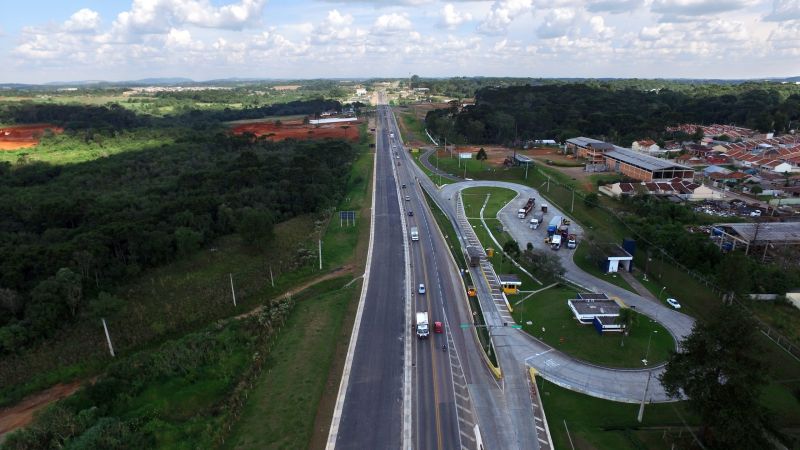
[225,277,359,449]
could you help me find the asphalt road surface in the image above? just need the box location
[333,105,405,450]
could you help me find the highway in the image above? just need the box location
[386,108,540,449]
[330,102,406,450]
[330,98,545,450]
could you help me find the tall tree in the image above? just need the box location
[659,305,770,449]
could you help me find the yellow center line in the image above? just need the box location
[418,224,444,450]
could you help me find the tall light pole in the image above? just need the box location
[643,329,658,365]
[658,286,666,301]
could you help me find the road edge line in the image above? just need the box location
[325,125,379,450]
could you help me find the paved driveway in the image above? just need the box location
[436,180,696,403]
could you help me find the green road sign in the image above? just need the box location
[460,323,471,329]
[511,324,522,329]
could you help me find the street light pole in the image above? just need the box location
[658,286,666,301]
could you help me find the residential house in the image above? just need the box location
[632,139,661,154]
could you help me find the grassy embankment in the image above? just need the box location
[459,186,674,367]
[1,126,373,450]
[225,124,374,448]
[540,379,698,450]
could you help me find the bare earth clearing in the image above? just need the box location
[231,119,361,142]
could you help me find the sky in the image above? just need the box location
[0,0,799,83]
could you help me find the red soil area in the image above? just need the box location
[231,119,361,142]
[0,124,63,151]
[0,380,83,440]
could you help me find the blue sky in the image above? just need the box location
[0,0,798,83]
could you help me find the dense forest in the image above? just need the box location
[425,83,800,145]
[0,98,343,130]
[0,100,359,355]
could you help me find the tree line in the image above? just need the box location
[0,103,359,355]
[425,83,800,146]
[0,98,344,131]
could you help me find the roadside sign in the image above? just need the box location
[460,323,471,329]
[511,325,522,329]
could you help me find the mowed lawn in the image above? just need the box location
[224,277,359,449]
[513,286,674,368]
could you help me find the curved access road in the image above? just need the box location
[419,147,462,182]
[428,180,696,403]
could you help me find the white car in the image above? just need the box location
[418,284,426,294]
[666,298,681,309]
[405,195,411,201]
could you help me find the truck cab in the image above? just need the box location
[551,234,562,250]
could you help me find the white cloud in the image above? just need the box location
[765,0,800,21]
[536,8,577,39]
[64,9,101,32]
[165,28,193,48]
[373,12,412,34]
[769,20,800,54]
[588,15,614,38]
[313,10,365,42]
[440,4,473,29]
[651,0,758,20]
[586,0,644,13]
[478,0,532,35]
[113,0,266,36]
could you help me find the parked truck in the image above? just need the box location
[529,211,545,229]
[410,226,419,241]
[517,197,535,219]
[567,234,577,249]
[466,245,482,267]
[547,215,563,236]
[550,234,562,250]
[416,312,429,339]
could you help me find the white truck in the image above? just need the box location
[550,234,562,250]
[416,312,429,339]
[529,211,545,229]
[410,226,419,241]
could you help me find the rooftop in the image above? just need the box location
[605,148,692,172]
[569,299,621,316]
[498,274,522,285]
[714,222,800,243]
[566,136,606,147]
[577,293,610,300]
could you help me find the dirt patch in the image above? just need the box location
[453,145,517,166]
[234,265,355,321]
[0,124,63,151]
[0,380,83,439]
[231,119,361,142]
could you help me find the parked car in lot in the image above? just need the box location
[418,284,426,294]
[666,298,681,309]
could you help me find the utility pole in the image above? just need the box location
[571,188,575,213]
[229,273,237,307]
[637,370,652,422]
[319,239,323,270]
[269,265,275,287]
[524,162,529,180]
[101,318,115,357]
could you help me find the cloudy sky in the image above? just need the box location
[1,0,798,83]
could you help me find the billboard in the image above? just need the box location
[459,152,473,159]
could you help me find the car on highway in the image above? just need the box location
[434,322,443,333]
[402,184,406,188]
[666,297,681,309]
[408,211,413,216]
[418,284,426,294]
[405,195,410,201]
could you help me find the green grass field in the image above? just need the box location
[514,286,674,367]
[225,277,359,449]
[540,379,698,450]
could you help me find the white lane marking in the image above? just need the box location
[326,115,380,449]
